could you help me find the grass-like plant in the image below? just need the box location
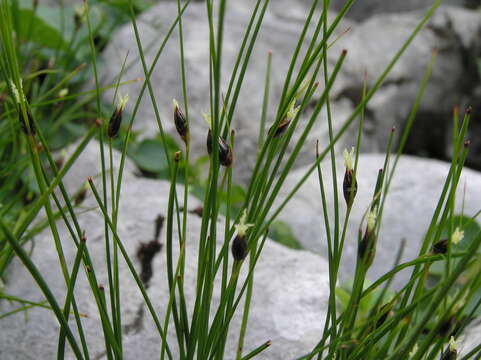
[1,0,481,359]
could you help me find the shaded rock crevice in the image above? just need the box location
[137,214,164,288]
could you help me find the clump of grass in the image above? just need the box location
[0,0,143,281]
[1,0,481,359]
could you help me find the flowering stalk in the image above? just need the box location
[74,3,87,30]
[173,99,189,144]
[431,227,463,255]
[231,210,253,262]
[441,337,458,360]
[204,113,233,167]
[268,98,300,138]
[107,94,128,138]
[358,206,377,269]
[343,147,357,207]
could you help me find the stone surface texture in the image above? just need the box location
[328,0,476,21]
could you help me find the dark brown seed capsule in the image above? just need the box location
[431,239,448,255]
[358,228,376,268]
[206,130,233,167]
[231,234,248,261]
[218,136,233,167]
[173,101,189,144]
[268,118,291,138]
[441,348,457,360]
[74,15,81,30]
[174,151,182,162]
[207,129,212,155]
[376,303,393,329]
[74,187,88,206]
[74,7,85,30]
[20,107,36,135]
[107,108,122,138]
[439,315,457,337]
[55,156,64,170]
[343,168,358,207]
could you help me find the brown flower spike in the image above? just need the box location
[343,147,358,207]
[173,99,189,144]
[358,206,377,268]
[268,98,300,139]
[204,113,233,167]
[231,210,253,262]
[107,94,128,138]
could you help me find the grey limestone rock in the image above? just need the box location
[328,0,476,21]
[328,6,481,163]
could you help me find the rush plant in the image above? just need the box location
[1,0,481,359]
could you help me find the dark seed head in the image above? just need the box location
[173,99,189,144]
[439,314,457,337]
[74,185,88,206]
[108,95,128,138]
[343,169,358,207]
[74,13,82,30]
[268,97,300,139]
[431,239,448,255]
[206,130,233,167]
[174,151,182,162]
[206,129,212,155]
[107,109,122,137]
[269,118,291,138]
[358,207,377,268]
[376,303,394,328]
[441,337,458,360]
[441,349,457,360]
[358,228,376,268]
[231,234,248,262]
[55,155,65,170]
[20,107,36,135]
[74,4,86,30]
[218,136,233,167]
